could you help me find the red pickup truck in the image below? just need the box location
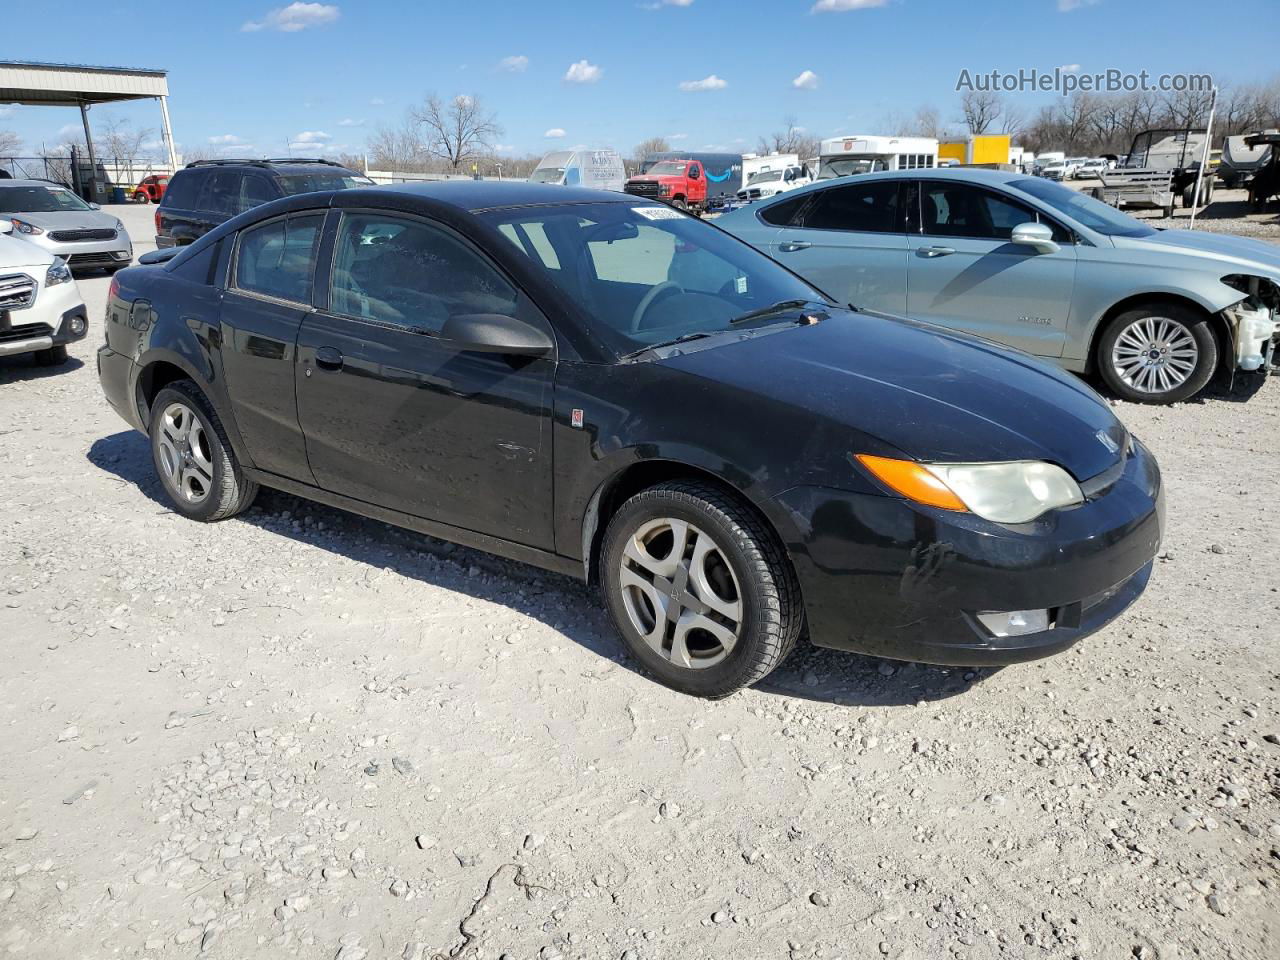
[623,159,707,215]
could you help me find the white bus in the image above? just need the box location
[815,135,938,179]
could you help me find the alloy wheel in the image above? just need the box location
[156,402,214,504]
[617,517,743,670]
[1110,316,1200,395]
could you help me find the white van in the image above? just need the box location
[816,135,938,179]
[529,149,626,192]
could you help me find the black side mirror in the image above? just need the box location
[439,313,553,357]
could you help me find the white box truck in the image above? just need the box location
[815,135,938,179]
[529,149,626,192]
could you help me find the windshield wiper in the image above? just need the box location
[618,331,714,360]
[729,299,822,325]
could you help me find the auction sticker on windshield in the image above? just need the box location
[633,206,685,220]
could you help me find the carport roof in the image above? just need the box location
[0,60,169,107]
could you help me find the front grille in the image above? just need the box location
[66,252,117,266]
[49,228,117,242]
[625,181,661,198]
[0,273,36,310]
[0,321,52,344]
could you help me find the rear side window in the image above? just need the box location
[758,192,809,226]
[197,171,239,216]
[239,176,277,213]
[161,170,202,208]
[233,214,323,304]
[799,181,902,233]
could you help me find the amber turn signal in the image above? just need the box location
[855,454,967,512]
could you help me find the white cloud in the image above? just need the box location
[208,134,247,145]
[811,0,886,11]
[667,133,688,141]
[642,0,694,7]
[1058,0,1101,10]
[0,106,14,119]
[1059,63,1082,72]
[564,60,602,84]
[792,69,820,90]
[544,127,567,138]
[337,117,364,127]
[242,2,340,32]
[492,144,516,153]
[292,130,332,143]
[679,74,727,92]
[499,55,529,73]
[369,97,385,106]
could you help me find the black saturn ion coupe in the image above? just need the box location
[98,182,1163,697]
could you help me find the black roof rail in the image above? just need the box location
[261,157,346,167]
[183,157,350,170]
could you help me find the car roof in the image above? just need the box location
[178,160,358,176]
[782,167,1033,201]
[0,179,69,188]
[362,180,636,212]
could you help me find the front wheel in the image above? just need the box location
[149,380,258,521]
[134,192,149,204]
[600,481,803,698]
[1096,304,1217,404]
[34,344,68,366]
[672,197,688,212]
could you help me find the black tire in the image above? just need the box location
[134,192,149,204]
[1162,203,1175,219]
[1090,187,1105,201]
[148,380,258,521]
[33,344,68,366]
[672,197,688,212]
[600,480,803,698]
[1095,303,1217,404]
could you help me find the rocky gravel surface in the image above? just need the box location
[1,205,1277,958]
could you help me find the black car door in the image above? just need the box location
[218,210,326,483]
[295,210,556,549]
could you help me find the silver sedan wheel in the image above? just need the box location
[156,402,214,505]
[618,517,743,670]
[1111,316,1199,395]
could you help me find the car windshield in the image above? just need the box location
[819,158,881,178]
[277,173,364,195]
[748,170,783,184]
[482,201,830,358]
[645,162,687,176]
[1011,177,1156,238]
[528,167,566,184]
[0,185,93,213]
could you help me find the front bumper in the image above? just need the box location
[24,231,133,270]
[0,274,87,356]
[772,440,1164,666]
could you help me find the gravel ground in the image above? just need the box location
[1,203,1277,960]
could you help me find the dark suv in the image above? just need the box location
[154,158,367,247]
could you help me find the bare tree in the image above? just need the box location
[757,118,820,161]
[97,114,155,161]
[634,136,670,160]
[410,94,501,173]
[910,105,943,138]
[960,90,1002,135]
[999,101,1025,137]
[0,129,20,157]
[366,117,426,172]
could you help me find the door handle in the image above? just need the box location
[919,245,956,258]
[314,346,344,370]
[778,240,811,252]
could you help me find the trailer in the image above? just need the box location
[1091,168,1177,218]
[1117,128,1215,209]
[1219,131,1276,190]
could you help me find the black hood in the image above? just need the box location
[662,311,1125,482]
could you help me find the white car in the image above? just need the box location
[0,220,88,366]
[736,165,811,202]
[1074,159,1109,180]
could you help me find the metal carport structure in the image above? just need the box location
[0,60,176,196]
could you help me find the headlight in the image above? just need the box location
[11,218,44,236]
[46,258,73,287]
[857,455,1083,524]
[658,184,671,195]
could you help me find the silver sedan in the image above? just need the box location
[717,169,1280,404]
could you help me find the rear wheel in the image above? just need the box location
[149,380,258,521]
[34,345,68,366]
[134,192,149,204]
[1096,303,1217,404]
[600,480,803,698]
[672,197,688,212]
